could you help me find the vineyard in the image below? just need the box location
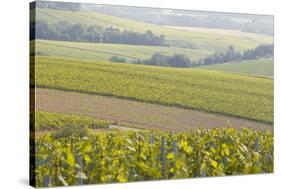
[29,3,275,188]
[34,128,273,187]
[32,111,110,130]
[34,56,273,123]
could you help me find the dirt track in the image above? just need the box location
[34,88,272,132]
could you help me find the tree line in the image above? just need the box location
[198,44,273,66]
[142,53,192,67]
[110,44,273,68]
[109,53,191,67]
[30,21,167,46]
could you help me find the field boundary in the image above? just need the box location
[35,88,273,130]
[35,86,273,125]
[36,40,142,60]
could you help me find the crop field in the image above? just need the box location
[32,8,273,51]
[30,4,274,188]
[32,111,110,130]
[198,58,274,77]
[34,128,273,187]
[35,88,271,132]
[34,56,273,123]
[32,40,212,62]
[29,3,275,188]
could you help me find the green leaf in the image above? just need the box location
[167,152,175,160]
[66,151,75,166]
[211,160,218,168]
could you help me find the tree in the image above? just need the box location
[169,54,189,67]
[31,21,167,46]
[109,56,127,63]
[143,53,192,68]
[243,44,273,60]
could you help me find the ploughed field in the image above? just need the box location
[34,56,273,124]
[35,88,271,132]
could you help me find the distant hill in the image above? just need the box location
[32,1,274,36]
[31,39,212,62]
[198,58,273,77]
[31,8,273,52]
[84,3,273,36]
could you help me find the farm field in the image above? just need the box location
[34,56,273,124]
[32,39,212,62]
[32,8,273,51]
[30,3,274,187]
[35,88,272,132]
[165,26,272,38]
[32,111,110,130]
[34,128,273,187]
[199,58,274,77]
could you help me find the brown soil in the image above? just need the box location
[35,88,272,132]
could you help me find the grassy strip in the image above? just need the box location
[32,39,212,62]
[199,58,273,77]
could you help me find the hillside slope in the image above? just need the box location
[199,58,273,77]
[36,88,272,131]
[32,8,273,52]
[32,39,212,62]
[34,56,273,123]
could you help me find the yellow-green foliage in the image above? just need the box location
[35,56,273,123]
[33,111,110,130]
[34,128,273,187]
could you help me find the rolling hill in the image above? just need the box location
[199,58,273,77]
[34,56,273,124]
[32,8,273,52]
[32,39,212,62]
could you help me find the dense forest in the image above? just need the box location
[30,21,167,46]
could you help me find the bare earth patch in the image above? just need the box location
[35,88,272,132]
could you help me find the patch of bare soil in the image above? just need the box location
[35,88,272,132]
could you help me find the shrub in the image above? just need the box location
[109,56,127,63]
